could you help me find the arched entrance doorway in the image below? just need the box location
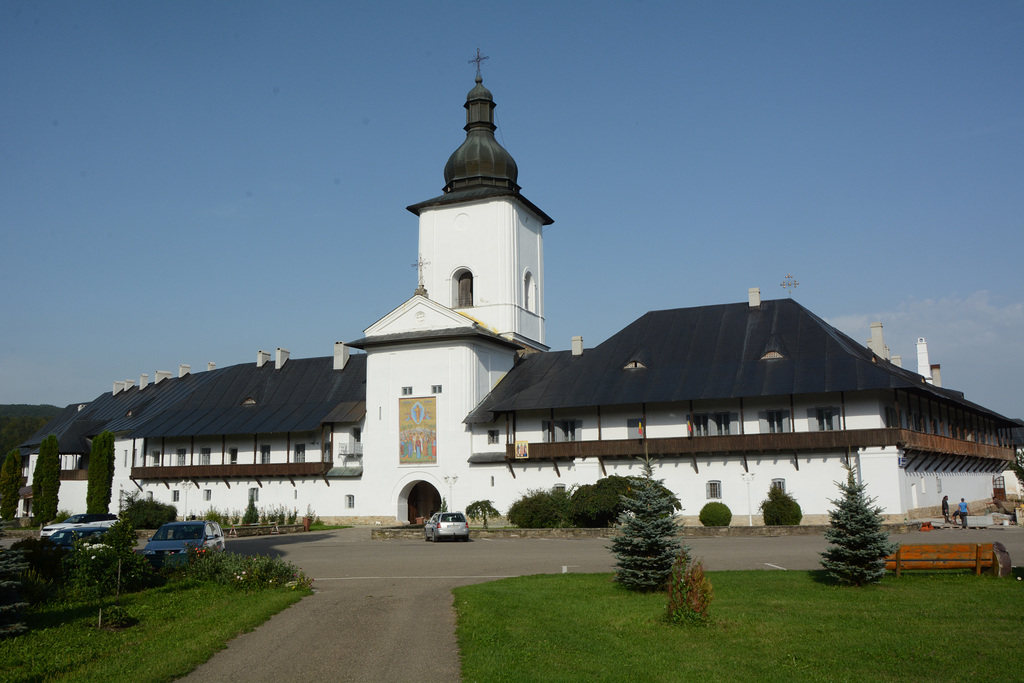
[406,481,441,524]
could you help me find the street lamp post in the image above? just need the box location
[741,473,756,526]
[443,475,458,510]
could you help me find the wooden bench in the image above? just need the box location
[885,543,1007,577]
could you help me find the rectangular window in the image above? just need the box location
[487,430,500,445]
[172,490,180,502]
[176,448,186,466]
[204,489,212,502]
[248,488,259,502]
[324,442,333,462]
[706,481,722,499]
[294,444,305,463]
[260,445,271,464]
[767,410,786,434]
[200,447,211,466]
[713,413,731,436]
[152,449,161,466]
[543,419,581,443]
[346,494,355,509]
[229,448,238,465]
[626,418,644,439]
[884,406,898,429]
[816,408,836,431]
[123,449,128,467]
[553,483,566,492]
[936,477,942,493]
[771,478,786,494]
[431,385,443,394]
[401,386,413,396]
[352,428,361,443]
[691,414,709,437]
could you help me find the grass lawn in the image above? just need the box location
[0,581,306,683]
[455,570,1024,683]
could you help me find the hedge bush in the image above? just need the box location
[507,487,572,528]
[570,476,632,528]
[120,492,177,529]
[698,502,732,527]
[760,486,802,525]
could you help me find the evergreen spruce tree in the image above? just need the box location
[820,466,898,586]
[0,521,28,639]
[32,435,61,525]
[610,455,684,591]
[0,449,22,521]
[86,431,115,514]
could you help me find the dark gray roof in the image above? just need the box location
[406,186,553,226]
[22,355,367,450]
[467,298,1015,424]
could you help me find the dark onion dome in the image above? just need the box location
[442,75,519,192]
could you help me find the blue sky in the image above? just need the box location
[2,1,1022,418]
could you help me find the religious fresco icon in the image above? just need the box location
[399,396,437,464]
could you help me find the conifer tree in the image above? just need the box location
[0,449,22,520]
[86,431,115,514]
[611,455,684,591]
[0,521,28,639]
[32,435,61,525]
[820,466,897,586]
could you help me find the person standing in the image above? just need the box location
[958,498,969,529]
[941,495,950,524]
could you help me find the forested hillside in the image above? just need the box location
[0,405,62,454]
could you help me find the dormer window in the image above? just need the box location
[623,360,646,370]
[242,397,256,406]
[761,350,784,360]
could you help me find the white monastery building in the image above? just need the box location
[16,74,1018,526]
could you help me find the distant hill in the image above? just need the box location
[1,404,63,455]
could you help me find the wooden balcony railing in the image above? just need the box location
[58,469,89,481]
[506,428,1012,462]
[131,461,333,481]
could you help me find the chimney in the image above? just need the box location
[123,379,135,391]
[155,370,172,384]
[334,342,350,370]
[571,336,584,356]
[113,381,125,395]
[931,364,941,388]
[275,347,290,370]
[178,364,191,378]
[916,338,931,382]
[867,322,887,359]
[748,287,761,308]
[139,373,149,390]
[257,350,271,367]
[891,354,902,368]
[207,362,216,372]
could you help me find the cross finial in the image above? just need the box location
[780,273,800,297]
[412,253,431,296]
[469,48,489,77]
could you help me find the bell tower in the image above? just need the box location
[407,71,553,350]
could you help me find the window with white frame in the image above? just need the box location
[432,385,443,394]
[626,418,644,439]
[766,410,787,434]
[771,478,786,493]
[172,490,180,502]
[346,494,355,509]
[936,477,942,493]
[543,419,581,443]
[713,413,731,436]
[229,448,238,465]
[200,447,211,466]
[816,407,836,431]
[691,414,709,437]
[294,443,305,463]
[487,430,500,445]
[151,449,160,466]
[260,445,271,464]
[248,488,259,502]
[204,489,212,501]
[176,448,186,466]
[554,483,566,493]
[401,386,413,396]
[706,480,722,499]
[353,427,361,443]
[884,406,898,429]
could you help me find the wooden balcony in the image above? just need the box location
[506,428,1012,463]
[58,469,89,481]
[130,461,333,487]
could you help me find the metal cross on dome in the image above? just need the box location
[469,48,489,77]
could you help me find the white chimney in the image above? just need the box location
[257,350,271,368]
[891,354,902,368]
[178,364,191,378]
[155,370,172,384]
[139,373,149,390]
[916,338,932,382]
[571,336,584,356]
[113,381,125,395]
[867,322,889,360]
[748,287,761,308]
[207,362,216,372]
[931,364,941,388]
[334,342,350,370]
[124,379,135,390]
[275,347,290,370]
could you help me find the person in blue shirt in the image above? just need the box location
[957,498,969,529]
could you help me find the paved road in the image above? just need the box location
[181,526,1023,683]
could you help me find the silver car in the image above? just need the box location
[141,521,225,567]
[424,512,469,542]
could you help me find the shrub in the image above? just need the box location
[699,502,732,527]
[287,507,298,525]
[121,492,177,529]
[184,551,313,592]
[52,510,73,524]
[666,553,713,626]
[465,500,501,528]
[507,487,572,528]
[570,476,632,528]
[202,507,228,527]
[64,520,153,600]
[760,486,802,525]
[9,537,64,584]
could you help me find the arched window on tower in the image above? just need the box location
[524,271,535,313]
[455,270,474,308]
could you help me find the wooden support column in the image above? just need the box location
[597,456,607,477]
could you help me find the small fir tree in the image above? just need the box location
[86,431,115,514]
[820,466,898,586]
[0,521,28,639]
[610,455,683,592]
[0,449,22,520]
[242,496,259,525]
[32,435,61,525]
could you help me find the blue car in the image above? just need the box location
[141,521,225,567]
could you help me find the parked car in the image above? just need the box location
[40,513,119,538]
[140,521,225,567]
[47,526,111,549]
[424,512,469,542]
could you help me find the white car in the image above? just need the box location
[40,513,119,538]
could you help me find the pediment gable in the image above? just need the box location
[363,295,475,338]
